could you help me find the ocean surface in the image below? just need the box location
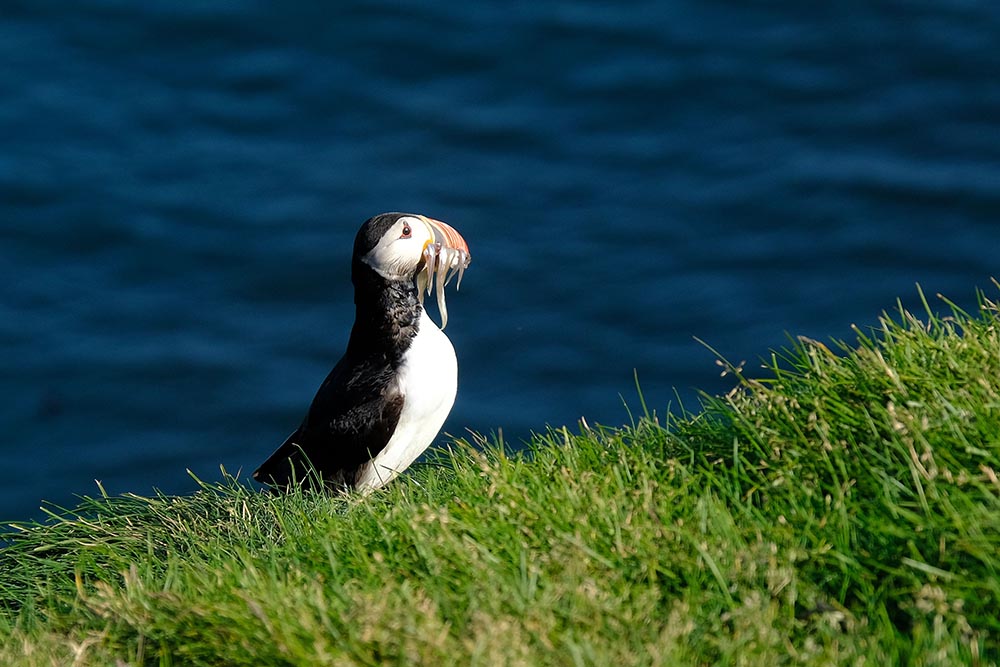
[3,1,999,522]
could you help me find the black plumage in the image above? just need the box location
[253,214,425,490]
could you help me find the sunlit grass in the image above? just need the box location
[2,286,999,666]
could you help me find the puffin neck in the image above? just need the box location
[347,260,422,363]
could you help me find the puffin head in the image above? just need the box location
[355,212,471,329]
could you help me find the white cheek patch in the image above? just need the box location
[361,221,432,280]
[361,242,407,280]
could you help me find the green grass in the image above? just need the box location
[2,286,1000,666]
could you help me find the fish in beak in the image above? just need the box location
[415,215,471,330]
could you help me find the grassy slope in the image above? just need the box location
[2,289,999,666]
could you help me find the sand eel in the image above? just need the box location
[253,212,471,493]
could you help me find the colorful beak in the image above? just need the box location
[416,215,471,330]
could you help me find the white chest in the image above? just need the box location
[355,310,458,492]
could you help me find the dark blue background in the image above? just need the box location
[3,1,999,521]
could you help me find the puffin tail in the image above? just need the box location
[252,429,314,489]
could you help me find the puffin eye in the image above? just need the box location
[400,223,412,239]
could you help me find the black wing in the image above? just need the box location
[253,354,404,491]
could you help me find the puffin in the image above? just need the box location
[253,212,471,493]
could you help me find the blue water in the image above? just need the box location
[3,1,999,522]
